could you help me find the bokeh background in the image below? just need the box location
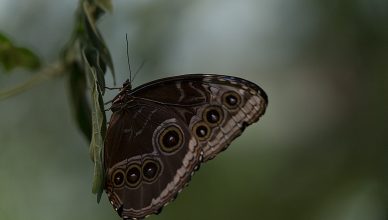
[0,0,387,220]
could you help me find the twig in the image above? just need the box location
[0,61,66,100]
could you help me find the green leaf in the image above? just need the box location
[62,0,117,201]
[68,64,92,141]
[95,0,113,13]
[83,46,106,94]
[0,33,41,72]
[83,49,106,202]
[82,1,115,83]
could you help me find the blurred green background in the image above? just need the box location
[0,0,387,220]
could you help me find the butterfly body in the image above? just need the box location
[104,74,267,219]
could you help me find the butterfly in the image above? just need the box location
[104,74,268,219]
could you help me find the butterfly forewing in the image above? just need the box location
[130,74,267,160]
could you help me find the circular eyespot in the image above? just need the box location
[159,125,183,153]
[196,125,208,137]
[222,91,241,109]
[203,106,223,125]
[193,122,211,140]
[163,130,179,147]
[112,169,125,187]
[125,164,142,188]
[142,160,161,183]
[207,110,220,123]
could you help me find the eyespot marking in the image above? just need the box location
[142,159,161,183]
[203,106,223,125]
[192,122,211,141]
[112,169,125,187]
[158,125,184,153]
[125,164,142,188]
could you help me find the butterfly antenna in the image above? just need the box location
[126,34,132,83]
[132,60,146,83]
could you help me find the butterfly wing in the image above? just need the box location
[130,74,268,161]
[104,100,201,219]
[104,74,268,219]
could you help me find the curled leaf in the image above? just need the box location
[83,48,107,202]
[82,1,115,83]
[63,0,116,201]
[95,0,113,13]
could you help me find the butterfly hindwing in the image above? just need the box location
[104,101,201,219]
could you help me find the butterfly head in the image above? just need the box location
[122,79,132,92]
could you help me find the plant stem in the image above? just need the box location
[0,61,66,100]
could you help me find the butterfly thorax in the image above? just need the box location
[110,79,134,112]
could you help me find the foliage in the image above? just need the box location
[0,0,115,201]
[62,0,114,201]
[0,33,41,71]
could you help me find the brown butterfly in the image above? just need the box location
[104,74,268,219]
